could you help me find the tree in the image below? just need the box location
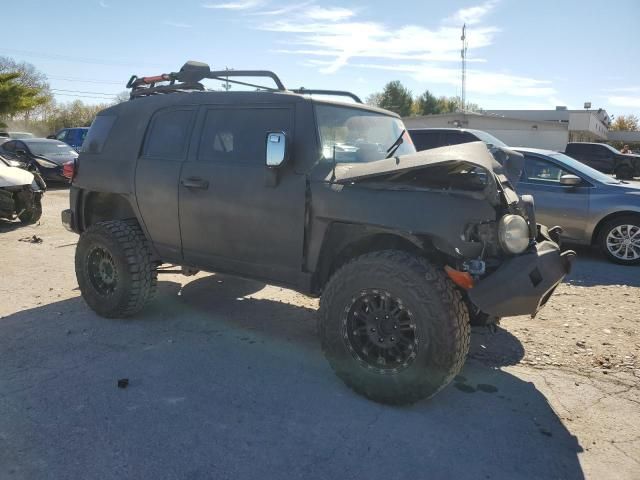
[414,90,440,115]
[610,114,639,131]
[365,92,383,107]
[0,72,49,117]
[378,81,413,117]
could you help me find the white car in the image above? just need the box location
[0,155,45,224]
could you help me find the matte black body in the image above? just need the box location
[64,89,572,317]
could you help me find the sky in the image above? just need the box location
[2,0,639,116]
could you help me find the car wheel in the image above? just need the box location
[615,165,634,180]
[598,216,640,265]
[18,195,42,224]
[319,250,470,405]
[75,219,158,317]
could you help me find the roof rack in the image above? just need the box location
[126,61,363,103]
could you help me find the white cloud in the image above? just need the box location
[305,6,355,21]
[163,20,193,28]
[250,1,314,16]
[202,1,263,10]
[607,86,640,94]
[444,0,498,26]
[608,96,640,108]
[98,0,108,7]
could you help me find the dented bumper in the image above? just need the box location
[467,240,575,318]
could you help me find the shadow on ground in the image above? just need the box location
[563,245,640,287]
[0,275,584,480]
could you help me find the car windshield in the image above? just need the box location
[471,130,508,148]
[315,104,416,163]
[26,141,77,156]
[550,152,622,184]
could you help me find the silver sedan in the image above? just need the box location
[515,148,640,265]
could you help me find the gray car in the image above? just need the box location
[515,148,640,265]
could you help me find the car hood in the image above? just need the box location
[333,142,523,185]
[0,163,34,187]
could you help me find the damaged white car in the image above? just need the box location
[0,155,46,224]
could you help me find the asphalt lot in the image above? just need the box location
[0,188,638,480]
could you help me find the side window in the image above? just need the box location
[445,131,476,146]
[56,130,68,142]
[411,132,441,151]
[83,115,117,154]
[523,156,573,185]
[198,107,291,164]
[595,145,611,156]
[2,141,16,153]
[143,109,195,160]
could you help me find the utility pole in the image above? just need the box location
[460,23,467,112]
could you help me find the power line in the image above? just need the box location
[51,93,116,100]
[0,48,163,68]
[47,75,123,85]
[51,88,118,96]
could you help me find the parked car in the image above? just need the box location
[48,127,89,151]
[564,142,640,180]
[0,138,77,183]
[408,127,508,151]
[515,148,640,265]
[62,61,574,405]
[0,131,35,140]
[0,155,46,224]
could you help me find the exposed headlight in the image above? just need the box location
[35,157,57,168]
[498,214,530,254]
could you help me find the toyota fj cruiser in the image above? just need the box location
[62,61,575,404]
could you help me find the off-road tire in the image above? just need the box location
[319,250,470,405]
[615,165,634,181]
[18,196,42,224]
[597,215,640,266]
[75,219,158,317]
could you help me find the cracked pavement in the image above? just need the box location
[0,188,638,479]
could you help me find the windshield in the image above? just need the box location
[315,104,416,163]
[27,141,77,156]
[472,130,508,148]
[550,152,621,184]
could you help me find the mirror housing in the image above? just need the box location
[266,132,287,168]
[560,174,582,186]
[46,134,56,139]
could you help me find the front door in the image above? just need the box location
[517,154,590,243]
[179,105,306,285]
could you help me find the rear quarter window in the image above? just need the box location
[82,115,117,154]
[143,109,195,161]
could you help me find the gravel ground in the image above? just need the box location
[0,188,638,479]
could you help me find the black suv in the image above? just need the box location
[62,61,574,404]
[564,142,640,180]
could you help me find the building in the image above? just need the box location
[403,106,612,151]
[483,107,610,143]
[403,112,570,150]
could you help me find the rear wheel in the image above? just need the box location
[75,219,158,317]
[18,195,42,224]
[598,216,640,265]
[319,250,470,405]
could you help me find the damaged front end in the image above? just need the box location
[333,142,575,319]
[0,165,46,224]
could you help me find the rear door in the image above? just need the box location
[178,104,306,285]
[135,106,197,262]
[517,154,591,242]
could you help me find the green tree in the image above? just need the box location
[414,90,441,115]
[378,81,413,117]
[0,72,48,117]
[610,114,639,131]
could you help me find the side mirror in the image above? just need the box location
[266,132,287,168]
[46,134,56,139]
[560,174,582,186]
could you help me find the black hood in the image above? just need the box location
[37,153,77,166]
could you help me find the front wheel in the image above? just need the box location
[598,216,640,265]
[75,219,158,317]
[319,250,470,405]
[18,195,42,224]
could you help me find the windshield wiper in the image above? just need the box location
[385,129,406,159]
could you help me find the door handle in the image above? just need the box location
[181,177,209,189]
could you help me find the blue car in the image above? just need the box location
[48,127,89,151]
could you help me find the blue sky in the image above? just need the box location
[3,0,639,116]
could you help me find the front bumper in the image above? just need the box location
[467,240,575,318]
